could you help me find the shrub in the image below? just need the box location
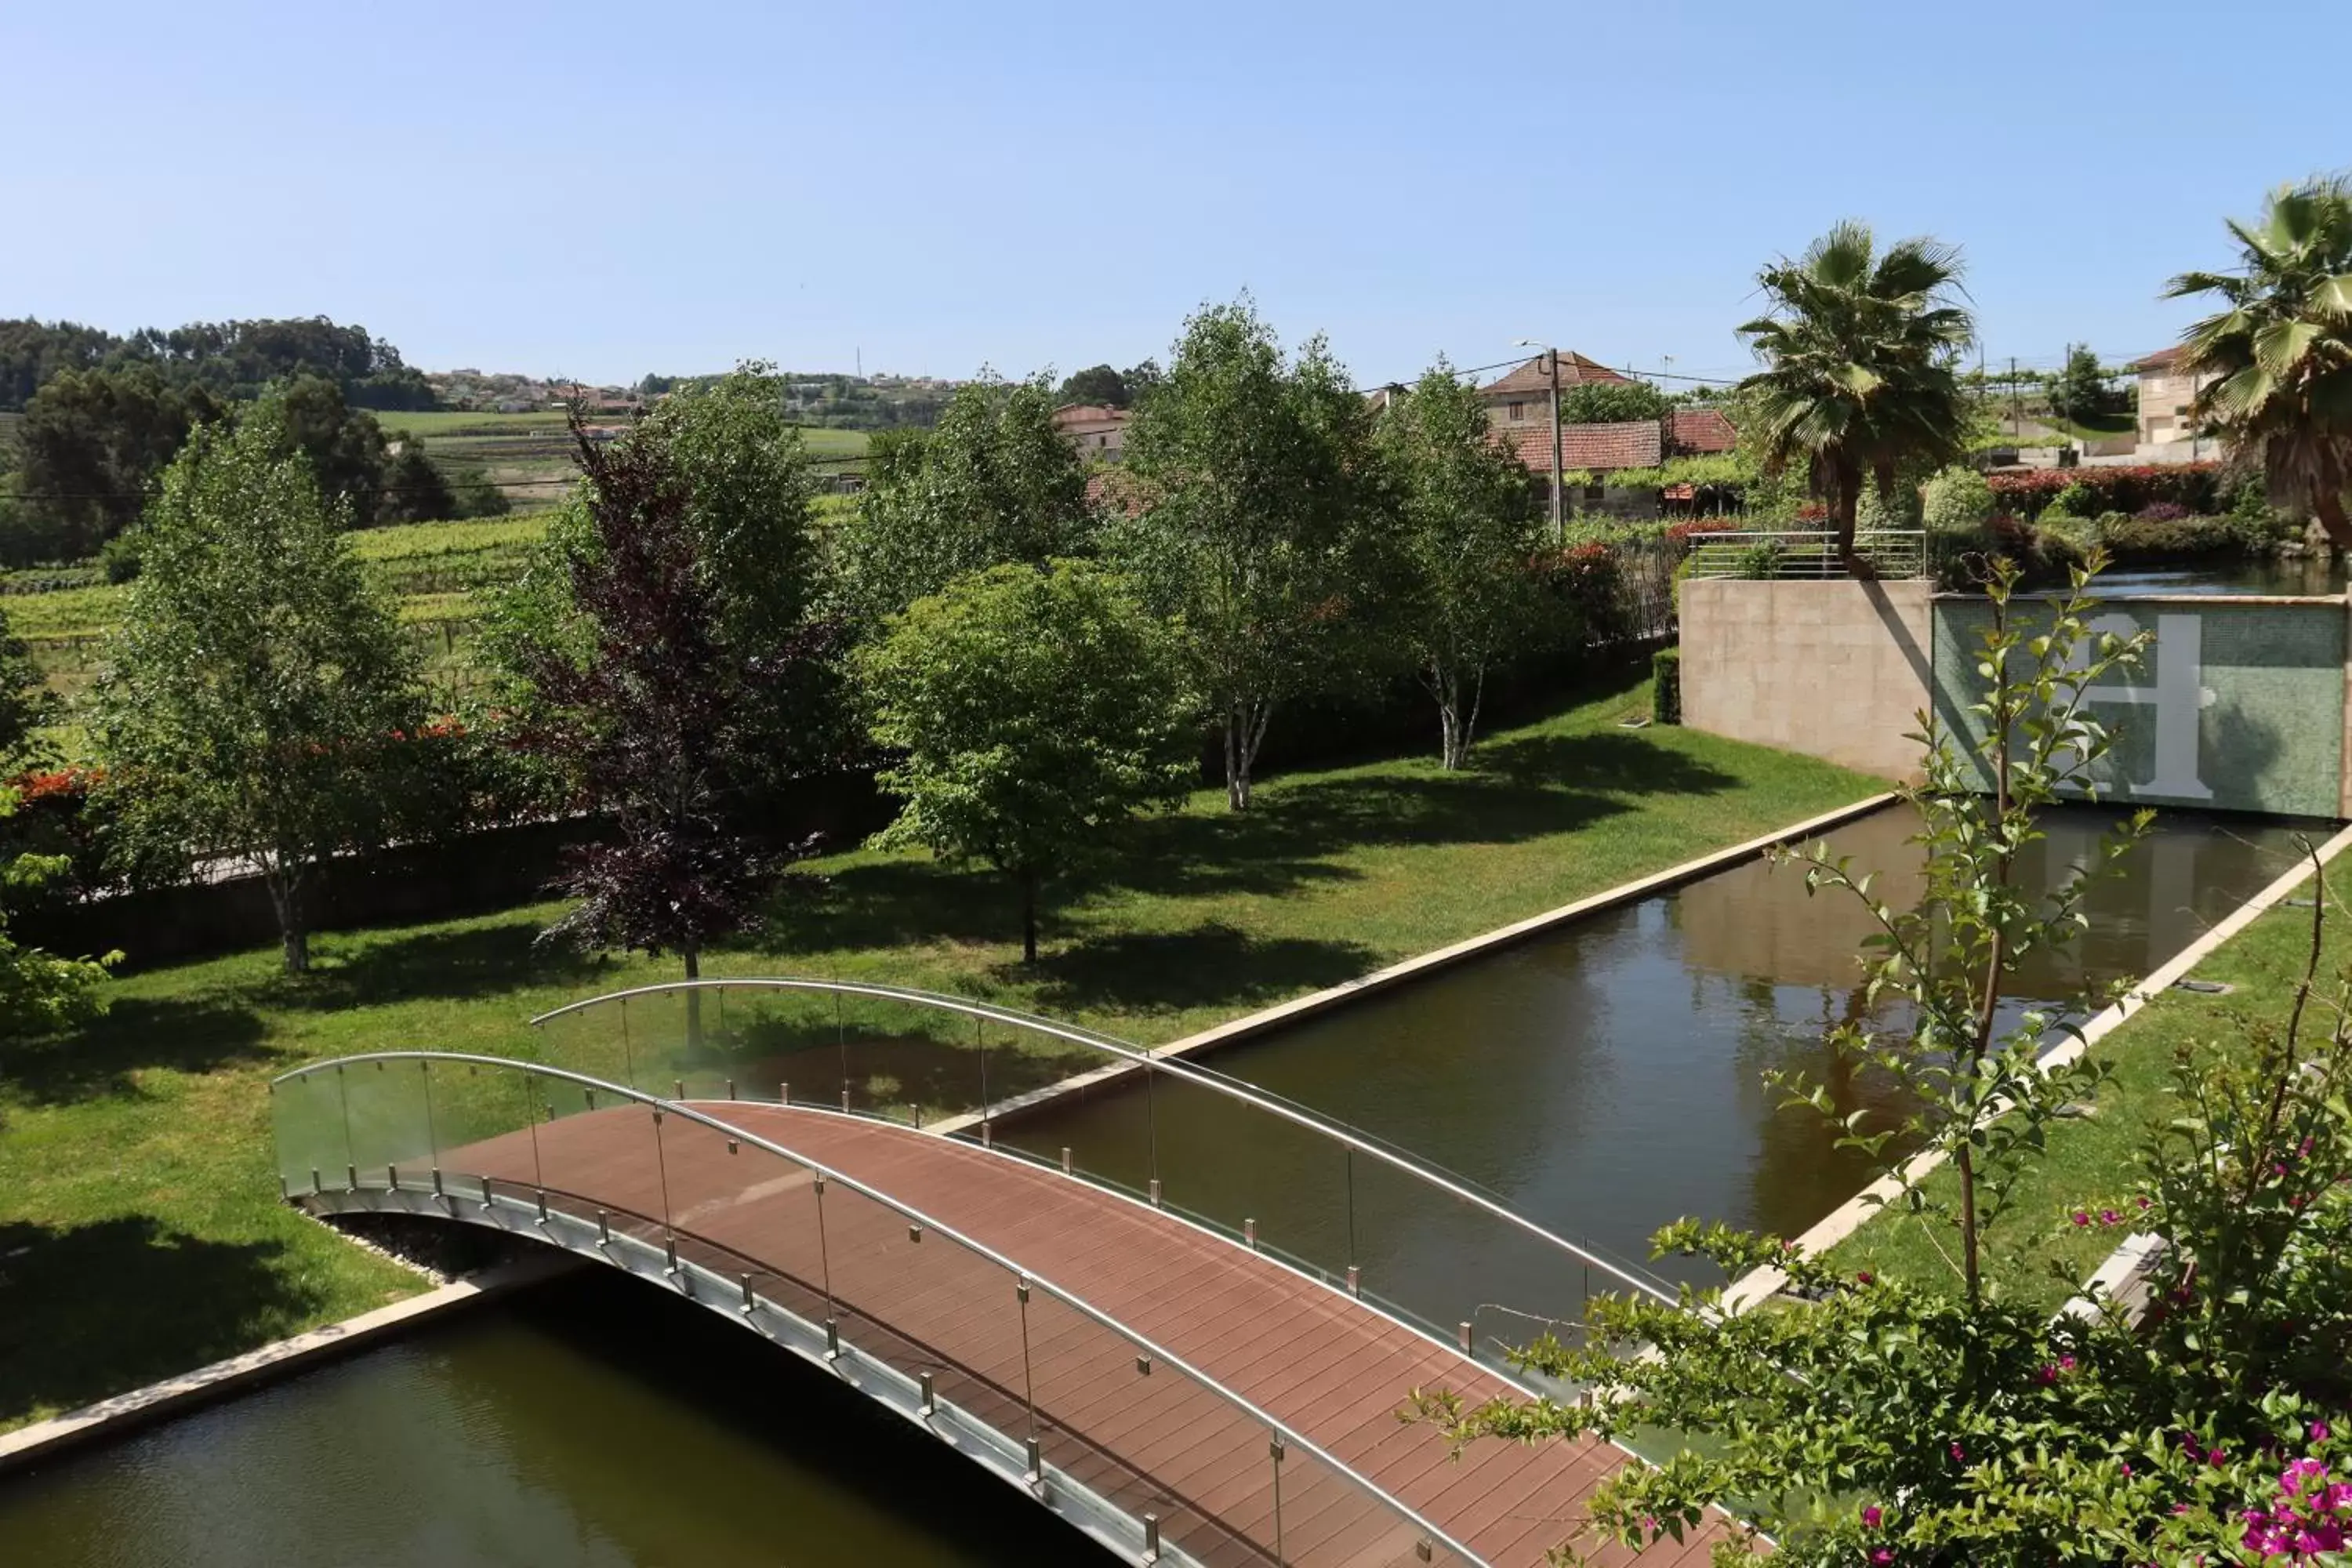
[1733,539,1784,579]
[1651,646,1680,724]
[1921,466,1994,534]
[1987,462,2223,520]
[2136,500,2192,522]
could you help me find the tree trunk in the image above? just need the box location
[2314,488,2352,554]
[682,944,702,1051]
[1832,465,1864,573]
[1019,869,1039,964]
[1436,667,1462,771]
[268,866,310,976]
[1224,709,1247,810]
[1225,699,1273,810]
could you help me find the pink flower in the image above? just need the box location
[2100,1208,2122,1225]
[2120,1461,2133,1477]
[2071,1210,2091,1228]
[2313,1421,2332,1443]
[1870,1553,1893,1566]
[1951,1442,1965,1462]
[1855,1270,1874,1285]
[1861,1504,1882,1529]
[2060,1355,2077,1371]
[2137,1195,2153,1210]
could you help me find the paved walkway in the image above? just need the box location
[451,1102,1729,1567]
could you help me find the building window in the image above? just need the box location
[1508,401,1525,423]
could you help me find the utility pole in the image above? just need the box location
[2009,356,2020,439]
[1546,347,1563,537]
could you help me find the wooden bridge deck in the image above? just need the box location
[446,1102,1728,1567]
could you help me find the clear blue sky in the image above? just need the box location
[3,2,2343,390]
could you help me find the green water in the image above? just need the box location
[0,1270,1107,1567]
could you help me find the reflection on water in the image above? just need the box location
[0,1271,1105,1568]
[1001,807,2318,1301]
[2073,557,2347,598]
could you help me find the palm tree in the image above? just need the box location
[1737,222,1975,568]
[2165,176,2352,551]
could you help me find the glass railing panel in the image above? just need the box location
[697,982,840,1109]
[339,1057,436,1186]
[270,1068,346,1196]
[522,1071,670,1254]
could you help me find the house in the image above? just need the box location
[1668,407,1738,456]
[1053,402,1130,462]
[2132,345,2218,447]
[1477,352,1628,433]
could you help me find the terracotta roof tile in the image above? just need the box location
[2132,344,2193,372]
[1479,353,1630,398]
[1494,419,1662,474]
[1669,407,1737,455]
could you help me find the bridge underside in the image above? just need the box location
[299,1100,1725,1566]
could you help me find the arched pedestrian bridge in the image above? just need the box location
[273,980,1730,1566]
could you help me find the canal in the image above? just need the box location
[2,802,2320,1562]
[0,1269,1107,1567]
[993,805,2321,1304]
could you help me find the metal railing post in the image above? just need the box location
[1269,1434,1286,1563]
[1017,1275,1038,1479]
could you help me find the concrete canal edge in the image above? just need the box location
[1721,818,2352,1313]
[948,789,1901,1138]
[0,1249,579,1476]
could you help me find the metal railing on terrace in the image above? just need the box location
[523,978,1680,1381]
[1682,528,1928,581]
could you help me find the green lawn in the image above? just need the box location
[1830,881,2339,1308]
[0,674,1877,1432]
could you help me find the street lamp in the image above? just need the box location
[1515,339,1564,536]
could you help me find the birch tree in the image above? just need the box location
[1374,362,1545,768]
[1113,299,1383,809]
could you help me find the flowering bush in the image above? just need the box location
[2139,500,2195,522]
[1987,462,2223,518]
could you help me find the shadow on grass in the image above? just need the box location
[0,1217,326,1427]
[1100,730,1741,900]
[0,996,269,1109]
[1024,921,1377,1018]
[285,920,608,1012]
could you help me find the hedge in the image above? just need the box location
[1986,463,2223,520]
[1651,646,1681,724]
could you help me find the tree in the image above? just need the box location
[2166,175,2352,551]
[856,561,1195,964]
[2046,342,2114,427]
[1122,359,1163,408]
[7,366,221,561]
[492,372,837,991]
[1375,361,1546,768]
[1557,379,1671,425]
[89,396,426,974]
[1736,221,1975,565]
[1111,299,1386,809]
[829,374,1094,626]
[270,375,397,527]
[1057,364,1130,408]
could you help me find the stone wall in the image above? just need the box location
[1678,578,1934,780]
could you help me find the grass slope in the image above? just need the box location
[1830,873,2340,1308]
[0,677,1875,1431]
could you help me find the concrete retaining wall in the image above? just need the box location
[1678,578,1933,781]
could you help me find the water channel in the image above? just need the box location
[2,804,2321,1562]
[0,1269,1106,1567]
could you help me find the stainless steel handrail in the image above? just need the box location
[525,976,1680,1306]
[275,1049,1487,1566]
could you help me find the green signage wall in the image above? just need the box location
[1931,596,2347,821]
